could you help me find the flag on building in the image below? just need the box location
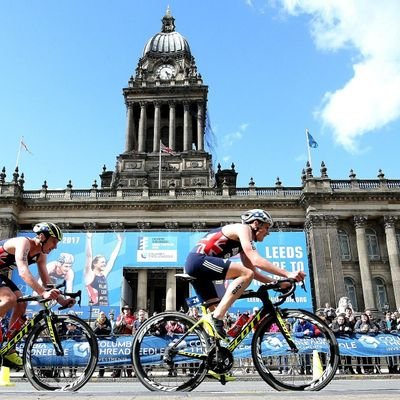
[306,130,318,148]
[20,137,33,154]
[160,141,176,155]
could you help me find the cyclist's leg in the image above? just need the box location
[212,262,253,320]
[0,280,24,367]
[6,289,27,339]
[0,279,18,318]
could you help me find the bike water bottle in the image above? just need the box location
[227,313,249,337]
[5,316,26,341]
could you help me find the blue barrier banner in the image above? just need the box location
[336,333,400,357]
[16,333,400,367]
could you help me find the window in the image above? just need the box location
[396,230,400,252]
[365,228,380,260]
[344,277,358,311]
[338,229,351,261]
[373,278,388,312]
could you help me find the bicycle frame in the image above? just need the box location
[170,283,298,362]
[0,303,63,360]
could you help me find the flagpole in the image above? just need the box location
[305,129,312,168]
[16,137,22,169]
[158,140,162,189]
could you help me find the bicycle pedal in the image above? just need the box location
[207,370,236,384]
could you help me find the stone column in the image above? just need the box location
[354,215,376,310]
[165,268,176,311]
[153,101,161,152]
[138,101,147,152]
[124,102,136,152]
[197,101,204,151]
[325,216,346,301]
[137,269,148,310]
[384,216,400,309]
[305,215,330,309]
[183,101,191,151]
[0,218,17,240]
[169,101,176,150]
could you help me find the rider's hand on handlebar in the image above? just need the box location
[287,270,306,282]
[59,297,76,308]
[42,288,61,300]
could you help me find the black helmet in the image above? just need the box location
[33,222,63,241]
[241,209,273,226]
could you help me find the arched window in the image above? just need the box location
[365,228,380,260]
[344,277,358,311]
[373,277,388,311]
[338,229,351,261]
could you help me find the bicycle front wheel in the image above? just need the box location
[132,312,210,392]
[252,308,339,391]
[23,314,98,391]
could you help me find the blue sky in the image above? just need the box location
[1,0,399,190]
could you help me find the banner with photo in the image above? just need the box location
[12,230,311,318]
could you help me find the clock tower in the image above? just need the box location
[101,8,213,189]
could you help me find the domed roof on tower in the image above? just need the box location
[142,7,191,57]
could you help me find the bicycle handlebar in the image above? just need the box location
[17,280,82,309]
[240,278,305,307]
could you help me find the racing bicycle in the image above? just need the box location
[131,277,339,392]
[0,282,98,391]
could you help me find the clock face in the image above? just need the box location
[157,64,175,80]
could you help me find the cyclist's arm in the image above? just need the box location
[14,237,47,296]
[236,224,305,282]
[240,252,276,284]
[37,255,53,287]
[236,224,290,278]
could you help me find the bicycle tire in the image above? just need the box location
[252,308,339,391]
[23,314,98,391]
[132,311,210,392]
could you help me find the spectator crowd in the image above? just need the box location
[319,297,400,375]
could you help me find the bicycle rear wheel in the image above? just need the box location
[252,308,339,391]
[132,312,209,392]
[23,314,98,391]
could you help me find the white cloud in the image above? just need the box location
[278,0,400,151]
[222,123,248,147]
[220,123,249,165]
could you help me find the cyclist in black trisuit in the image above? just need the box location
[185,209,306,338]
[0,222,75,367]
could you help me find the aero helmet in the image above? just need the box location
[241,209,273,226]
[33,222,63,241]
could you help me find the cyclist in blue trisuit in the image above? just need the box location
[185,209,306,338]
[0,222,75,367]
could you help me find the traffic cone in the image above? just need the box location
[312,350,323,380]
[0,366,15,386]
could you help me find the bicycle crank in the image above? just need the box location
[207,347,234,373]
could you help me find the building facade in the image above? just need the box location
[1,9,400,315]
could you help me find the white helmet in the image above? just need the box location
[241,209,273,226]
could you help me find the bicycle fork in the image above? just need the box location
[274,308,298,352]
[44,316,64,356]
